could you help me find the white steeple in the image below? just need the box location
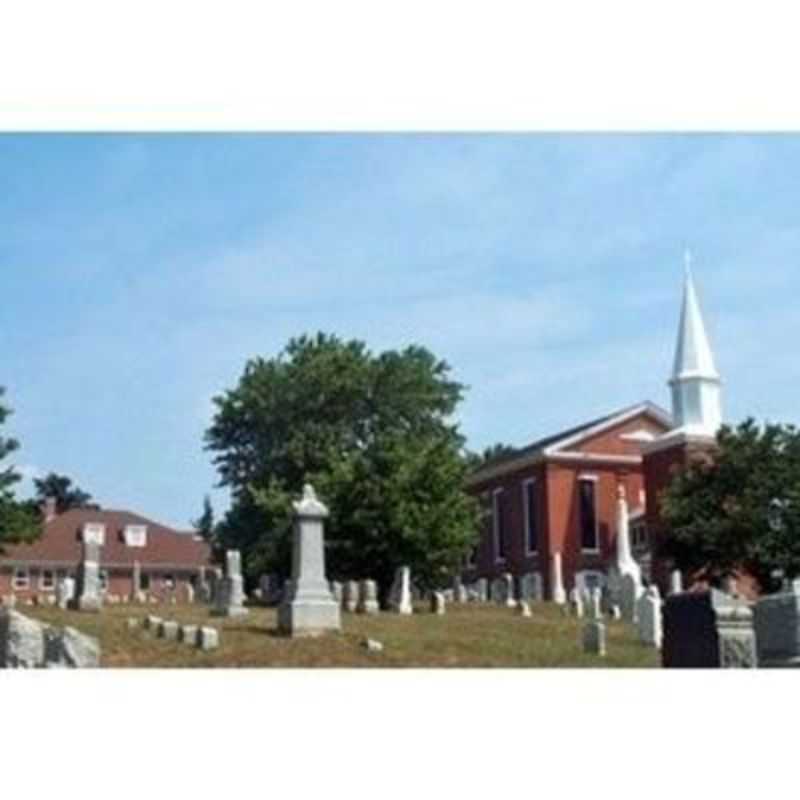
[668,251,722,437]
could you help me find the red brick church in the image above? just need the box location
[465,260,722,598]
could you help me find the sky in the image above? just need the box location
[1,133,797,528]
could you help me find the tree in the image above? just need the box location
[33,472,98,513]
[192,494,216,545]
[660,419,800,592]
[206,333,480,595]
[466,442,516,470]
[0,387,40,547]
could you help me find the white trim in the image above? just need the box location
[547,452,642,465]
[577,477,600,553]
[543,403,673,455]
[641,429,717,456]
[12,566,30,590]
[491,488,506,564]
[577,473,599,482]
[521,478,538,556]
[467,402,671,486]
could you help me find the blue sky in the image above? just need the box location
[1,134,797,528]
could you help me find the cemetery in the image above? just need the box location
[2,478,796,670]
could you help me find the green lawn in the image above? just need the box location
[19,601,660,668]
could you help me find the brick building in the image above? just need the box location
[0,504,213,601]
[466,261,721,597]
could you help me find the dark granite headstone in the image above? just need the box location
[662,589,757,669]
[754,583,800,668]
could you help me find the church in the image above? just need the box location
[465,259,723,598]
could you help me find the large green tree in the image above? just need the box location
[0,388,40,547]
[206,333,480,595]
[33,472,98,513]
[660,419,800,591]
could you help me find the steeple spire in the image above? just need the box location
[668,253,722,437]
[671,251,719,382]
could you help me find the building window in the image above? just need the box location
[123,524,147,547]
[40,569,55,591]
[82,522,106,546]
[12,567,30,590]
[632,522,648,549]
[578,478,599,552]
[141,573,151,590]
[522,479,538,554]
[99,571,109,591]
[492,488,507,562]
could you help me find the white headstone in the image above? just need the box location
[212,549,249,618]
[569,587,585,619]
[516,600,532,618]
[621,572,644,624]
[430,591,446,615]
[389,566,413,615]
[357,580,379,615]
[637,585,663,648]
[551,552,566,605]
[669,570,684,596]
[343,580,359,613]
[453,576,468,603]
[277,484,341,637]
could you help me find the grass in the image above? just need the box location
[18,601,660,668]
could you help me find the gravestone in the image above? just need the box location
[180,624,198,644]
[501,573,516,607]
[620,573,643,625]
[551,552,566,605]
[330,581,343,605]
[662,589,757,668]
[196,567,211,604]
[212,550,249,618]
[196,626,220,651]
[73,541,103,612]
[259,574,275,605]
[518,572,544,603]
[474,578,488,603]
[145,615,162,630]
[56,577,75,610]
[1,610,99,668]
[357,580,379,615]
[388,566,413,615]
[159,621,180,641]
[430,592,446,615]
[127,617,139,630]
[343,580,359,613]
[490,577,505,604]
[185,583,195,604]
[569,588,585,619]
[637,585,663,648]
[277,484,341,637]
[453,576,468,604]
[669,570,683,596]
[754,582,800,667]
[516,600,532,618]
[582,588,606,656]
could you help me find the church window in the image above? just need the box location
[578,478,599,552]
[522,479,538,554]
[492,488,507,562]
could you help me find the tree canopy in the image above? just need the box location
[660,419,800,591]
[0,388,40,547]
[33,472,98,513]
[205,333,480,594]
[192,494,216,546]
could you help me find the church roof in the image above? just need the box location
[468,401,672,485]
[671,255,719,382]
